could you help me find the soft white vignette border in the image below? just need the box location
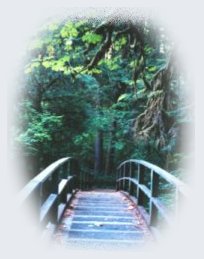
[1,1,202,258]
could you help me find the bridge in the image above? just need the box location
[18,157,189,250]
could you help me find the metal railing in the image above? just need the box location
[17,157,79,228]
[116,159,189,227]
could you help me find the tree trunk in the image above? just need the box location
[94,130,103,175]
[105,120,116,175]
[33,87,43,112]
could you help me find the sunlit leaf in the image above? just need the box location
[82,32,102,44]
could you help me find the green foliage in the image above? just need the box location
[82,32,102,44]
[16,102,63,155]
[60,22,78,38]
[13,17,192,182]
[117,93,133,102]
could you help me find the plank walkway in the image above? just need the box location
[54,190,154,250]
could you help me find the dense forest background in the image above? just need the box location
[12,14,193,186]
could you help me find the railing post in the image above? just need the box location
[50,171,59,224]
[67,159,71,176]
[137,165,145,206]
[66,161,73,201]
[129,162,133,195]
[116,168,119,191]
[123,164,126,190]
[62,162,68,179]
[33,183,42,226]
[150,170,159,226]
[79,170,83,190]
[119,167,122,190]
[133,163,138,199]
[72,159,79,190]
[60,163,68,204]
[115,159,189,230]
[82,171,85,190]
[136,164,140,199]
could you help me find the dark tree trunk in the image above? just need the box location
[94,130,103,175]
[105,120,116,175]
[33,87,43,112]
[32,78,58,112]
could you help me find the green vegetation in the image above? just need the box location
[13,15,192,185]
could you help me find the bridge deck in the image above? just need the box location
[54,190,154,250]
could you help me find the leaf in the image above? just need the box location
[148,66,157,72]
[82,32,102,44]
[137,88,146,99]
[115,142,125,151]
[93,222,104,227]
[114,36,127,51]
[127,205,135,210]
[60,22,78,38]
[117,93,129,102]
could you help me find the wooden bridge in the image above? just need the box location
[18,157,189,250]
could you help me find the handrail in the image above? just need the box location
[117,159,189,196]
[116,159,189,228]
[18,156,79,229]
[18,157,72,205]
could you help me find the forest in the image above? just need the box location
[12,14,192,187]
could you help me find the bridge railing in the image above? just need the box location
[17,157,79,228]
[116,159,189,228]
[79,169,94,190]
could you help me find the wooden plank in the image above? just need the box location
[149,170,159,226]
[58,203,67,222]
[138,184,151,198]
[56,190,153,247]
[116,177,138,186]
[137,205,150,225]
[117,176,172,222]
[58,179,68,195]
[17,179,41,205]
[150,170,159,197]
[58,190,78,223]
[36,157,71,183]
[122,164,126,190]
[128,163,132,194]
[18,157,72,204]
[137,165,146,206]
[151,197,172,225]
[40,193,57,223]
[117,178,151,199]
[117,159,189,196]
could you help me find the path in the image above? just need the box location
[54,190,153,250]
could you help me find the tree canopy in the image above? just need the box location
[13,15,192,184]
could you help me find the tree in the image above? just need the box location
[13,15,191,183]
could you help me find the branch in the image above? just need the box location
[132,51,145,86]
[115,26,131,39]
[86,29,113,70]
[142,73,151,90]
[32,74,42,88]
[42,78,59,92]
[94,21,108,34]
